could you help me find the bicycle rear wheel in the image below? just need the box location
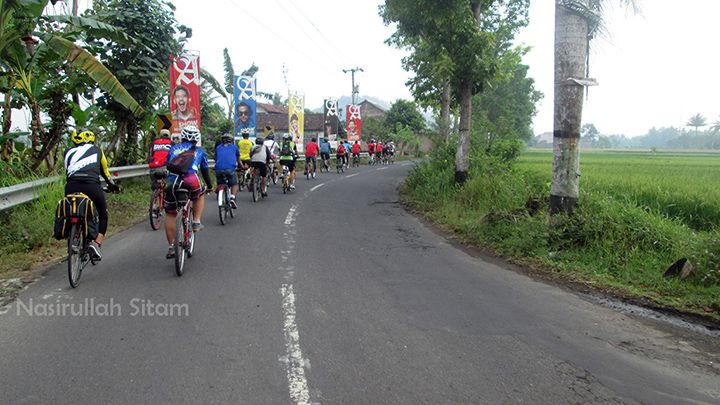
[67,224,83,288]
[187,207,195,258]
[149,188,162,230]
[251,175,258,202]
[218,188,227,225]
[174,210,185,276]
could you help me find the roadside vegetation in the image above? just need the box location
[403,148,720,319]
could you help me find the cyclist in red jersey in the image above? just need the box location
[367,139,376,165]
[351,141,361,164]
[148,129,172,189]
[304,137,319,177]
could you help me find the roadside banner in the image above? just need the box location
[346,104,362,142]
[234,75,257,138]
[289,93,305,149]
[170,52,202,138]
[323,98,339,143]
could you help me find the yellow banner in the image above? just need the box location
[288,93,304,147]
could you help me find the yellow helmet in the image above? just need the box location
[71,129,95,145]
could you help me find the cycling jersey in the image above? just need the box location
[264,140,280,158]
[368,143,376,154]
[336,145,346,156]
[305,141,319,157]
[166,141,210,178]
[215,142,240,171]
[351,143,361,154]
[64,144,112,184]
[376,144,383,154]
[344,143,352,154]
[319,140,331,154]
[251,145,272,164]
[149,138,172,168]
[238,138,253,161]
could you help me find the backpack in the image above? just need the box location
[281,141,292,156]
[167,145,196,175]
[54,193,98,241]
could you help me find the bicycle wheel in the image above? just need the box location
[149,188,162,230]
[228,190,236,218]
[174,210,185,276]
[67,224,83,288]
[251,175,258,202]
[187,207,195,258]
[218,188,227,225]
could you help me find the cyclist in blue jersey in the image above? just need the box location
[164,126,213,259]
[214,132,240,209]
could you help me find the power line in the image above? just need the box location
[283,0,354,62]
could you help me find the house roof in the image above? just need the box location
[256,102,288,114]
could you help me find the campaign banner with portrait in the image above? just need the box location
[323,98,340,142]
[288,93,305,149]
[234,75,257,138]
[346,104,362,142]
[170,53,202,137]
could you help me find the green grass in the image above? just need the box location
[403,150,720,320]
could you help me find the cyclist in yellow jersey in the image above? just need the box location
[237,132,253,165]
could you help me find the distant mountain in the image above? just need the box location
[312,95,392,115]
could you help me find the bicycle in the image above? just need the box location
[238,164,251,192]
[148,173,165,231]
[320,155,330,172]
[282,164,292,194]
[172,185,196,277]
[368,153,375,166]
[352,154,360,167]
[215,173,236,226]
[305,157,316,180]
[66,187,119,288]
[336,156,345,173]
[249,166,266,202]
[269,161,278,185]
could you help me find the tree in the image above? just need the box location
[550,0,639,215]
[384,99,425,134]
[0,0,144,170]
[711,117,720,134]
[686,113,706,136]
[88,0,190,164]
[362,116,388,140]
[382,0,530,184]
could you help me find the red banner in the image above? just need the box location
[346,104,362,142]
[170,53,202,137]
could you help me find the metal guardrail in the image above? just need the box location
[0,153,373,212]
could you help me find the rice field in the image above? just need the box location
[517,149,720,231]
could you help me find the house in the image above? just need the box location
[359,99,387,119]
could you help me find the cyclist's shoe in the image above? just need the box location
[166,245,175,259]
[230,197,238,209]
[290,184,296,190]
[261,192,268,198]
[192,221,204,232]
[88,241,102,261]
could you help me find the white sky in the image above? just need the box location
[15,1,720,137]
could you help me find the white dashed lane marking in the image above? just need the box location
[345,173,359,178]
[310,183,325,192]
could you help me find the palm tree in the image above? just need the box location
[686,113,707,136]
[711,117,720,134]
[550,0,639,215]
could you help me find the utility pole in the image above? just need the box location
[342,67,364,105]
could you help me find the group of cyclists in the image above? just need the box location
[62,124,397,263]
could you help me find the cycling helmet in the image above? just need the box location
[181,125,201,143]
[221,132,233,143]
[255,137,264,145]
[282,133,291,141]
[370,138,375,143]
[242,132,249,139]
[159,129,171,138]
[267,133,275,140]
[71,129,95,145]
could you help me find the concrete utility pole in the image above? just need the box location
[342,67,364,105]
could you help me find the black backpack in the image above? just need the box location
[281,141,292,156]
[166,145,196,175]
[53,193,98,241]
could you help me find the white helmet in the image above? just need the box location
[181,125,201,143]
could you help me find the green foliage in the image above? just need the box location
[384,99,425,133]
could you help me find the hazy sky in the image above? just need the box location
[37,1,720,137]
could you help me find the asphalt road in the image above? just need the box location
[0,162,718,404]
